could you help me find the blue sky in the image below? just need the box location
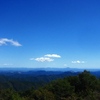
[0,0,100,69]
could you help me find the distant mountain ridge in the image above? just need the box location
[0,67,100,72]
[0,68,100,78]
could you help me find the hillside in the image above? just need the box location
[0,70,99,100]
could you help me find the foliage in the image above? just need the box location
[0,70,100,100]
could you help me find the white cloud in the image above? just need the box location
[0,38,22,46]
[30,58,35,60]
[45,54,61,58]
[30,54,61,62]
[30,57,54,62]
[64,64,67,67]
[0,63,13,66]
[2,63,13,66]
[72,60,85,64]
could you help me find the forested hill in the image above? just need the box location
[0,70,99,100]
[0,70,79,92]
[0,70,99,92]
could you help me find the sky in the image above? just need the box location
[0,0,100,69]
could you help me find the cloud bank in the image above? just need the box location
[3,63,13,66]
[0,38,22,46]
[72,60,85,64]
[0,63,13,66]
[34,57,54,62]
[30,54,61,62]
[45,54,61,58]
